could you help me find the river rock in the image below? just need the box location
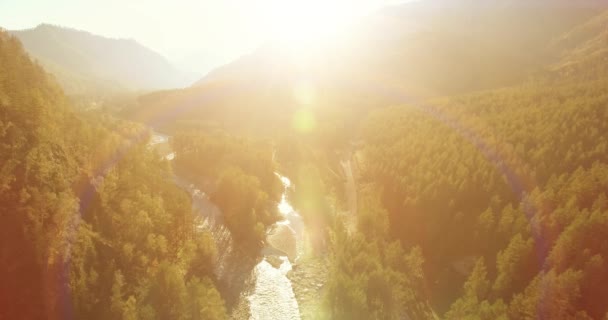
[267,224,297,261]
[265,255,284,269]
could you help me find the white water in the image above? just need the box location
[149,133,168,146]
[149,133,303,319]
[248,258,300,320]
[247,174,303,320]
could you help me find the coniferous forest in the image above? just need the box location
[2,1,608,319]
[0,31,225,319]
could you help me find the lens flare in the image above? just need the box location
[292,108,316,133]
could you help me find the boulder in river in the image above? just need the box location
[266,255,284,269]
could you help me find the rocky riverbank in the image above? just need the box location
[287,256,329,320]
[233,253,328,320]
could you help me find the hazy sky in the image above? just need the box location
[1,0,406,75]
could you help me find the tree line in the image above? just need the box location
[361,78,608,318]
[0,30,227,320]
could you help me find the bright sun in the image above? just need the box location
[263,0,371,49]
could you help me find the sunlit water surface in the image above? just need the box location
[150,133,302,319]
[248,174,303,320]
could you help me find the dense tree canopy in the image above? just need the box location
[361,78,608,317]
[3,2,608,319]
[0,31,226,320]
[172,130,282,251]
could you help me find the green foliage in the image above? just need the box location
[445,258,506,320]
[323,187,434,319]
[212,167,272,248]
[186,276,227,320]
[0,31,226,320]
[363,71,608,316]
[4,4,608,319]
[172,130,281,251]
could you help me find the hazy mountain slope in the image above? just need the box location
[195,0,605,92]
[10,24,188,94]
[357,1,604,93]
[549,10,608,80]
[127,1,606,132]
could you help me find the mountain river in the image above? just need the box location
[150,132,303,320]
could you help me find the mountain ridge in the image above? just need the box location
[9,23,191,95]
[127,1,607,132]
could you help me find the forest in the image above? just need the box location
[361,79,608,318]
[0,31,226,319]
[2,1,608,319]
[171,130,282,250]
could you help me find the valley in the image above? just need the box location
[150,132,308,319]
[2,0,608,319]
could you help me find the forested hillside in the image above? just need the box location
[121,2,608,318]
[350,9,608,318]
[124,0,605,133]
[361,65,608,319]
[0,30,226,319]
[3,0,608,319]
[10,24,188,95]
[549,10,608,81]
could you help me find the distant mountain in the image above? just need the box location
[10,24,189,95]
[126,1,607,132]
[191,0,606,92]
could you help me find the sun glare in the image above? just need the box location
[263,0,368,50]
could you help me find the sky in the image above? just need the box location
[0,0,406,75]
